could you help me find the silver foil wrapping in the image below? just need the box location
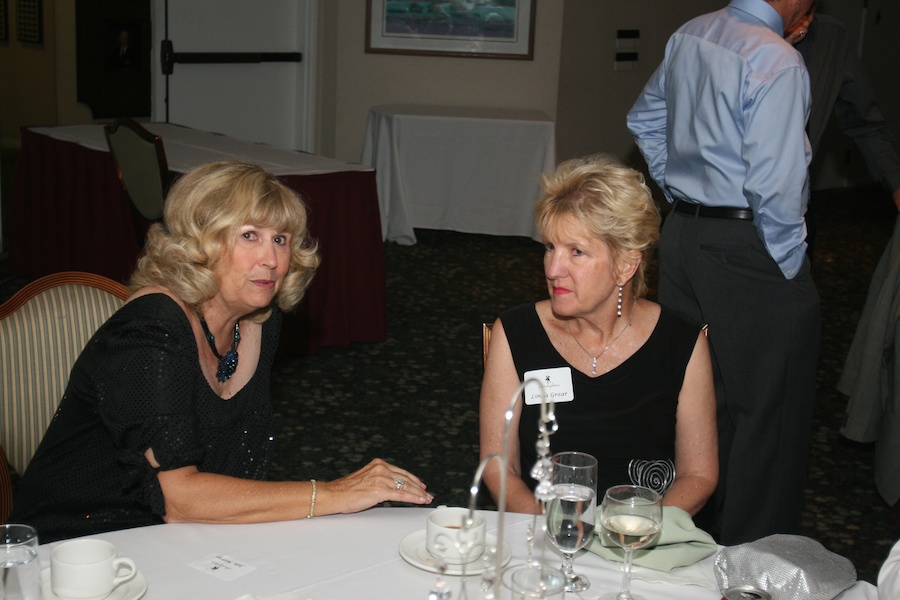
[714,534,857,600]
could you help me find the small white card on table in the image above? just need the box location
[189,554,257,581]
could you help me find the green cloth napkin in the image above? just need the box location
[587,506,717,573]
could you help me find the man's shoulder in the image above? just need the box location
[676,5,726,33]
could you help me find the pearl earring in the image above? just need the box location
[617,285,623,317]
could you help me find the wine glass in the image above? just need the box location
[597,485,663,600]
[544,451,598,593]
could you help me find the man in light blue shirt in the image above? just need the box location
[628,0,820,544]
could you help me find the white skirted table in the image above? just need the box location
[10,124,387,355]
[361,105,557,245]
[34,507,878,600]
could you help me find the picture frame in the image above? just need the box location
[365,0,535,60]
[0,0,8,41]
[15,0,42,43]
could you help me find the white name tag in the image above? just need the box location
[523,367,575,405]
[189,554,257,581]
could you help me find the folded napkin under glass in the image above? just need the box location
[714,534,857,600]
[588,505,718,573]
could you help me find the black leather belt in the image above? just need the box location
[673,199,753,221]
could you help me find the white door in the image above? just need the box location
[150,0,317,152]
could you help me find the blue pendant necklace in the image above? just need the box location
[200,319,241,382]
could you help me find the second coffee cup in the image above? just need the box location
[425,506,486,565]
[50,539,137,600]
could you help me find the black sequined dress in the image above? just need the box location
[9,294,280,542]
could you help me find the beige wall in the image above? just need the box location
[0,0,96,147]
[554,0,899,190]
[2,0,898,188]
[327,0,565,163]
[0,0,59,145]
[555,0,721,165]
[315,1,339,158]
[54,1,95,126]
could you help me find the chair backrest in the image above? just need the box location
[0,272,129,477]
[482,322,493,367]
[104,118,169,222]
[1,443,13,523]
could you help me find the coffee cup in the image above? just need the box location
[50,539,137,600]
[425,506,486,565]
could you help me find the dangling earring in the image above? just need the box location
[616,284,624,317]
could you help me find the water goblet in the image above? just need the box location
[544,451,598,593]
[1,524,40,600]
[597,485,663,600]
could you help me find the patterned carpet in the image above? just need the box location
[2,186,898,585]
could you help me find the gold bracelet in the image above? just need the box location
[307,479,317,519]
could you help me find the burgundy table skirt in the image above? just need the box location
[9,127,387,355]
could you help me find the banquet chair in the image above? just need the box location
[0,272,129,481]
[1,443,12,522]
[104,118,170,246]
[482,322,493,367]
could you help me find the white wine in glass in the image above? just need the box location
[597,485,662,600]
[544,451,598,593]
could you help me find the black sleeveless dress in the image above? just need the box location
[501,303,700,496]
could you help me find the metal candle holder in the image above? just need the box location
[427,377,564,599]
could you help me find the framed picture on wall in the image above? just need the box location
[15,0,42,43]
[365,0,535,60]
[0,0,8,41]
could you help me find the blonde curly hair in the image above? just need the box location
[130,161,320,321]
[535,154,660,298]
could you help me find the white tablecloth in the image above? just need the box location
[360,105,557,245]
[31,123,371,177]
[34,507,878,600]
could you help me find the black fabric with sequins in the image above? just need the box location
[8,294,281,543]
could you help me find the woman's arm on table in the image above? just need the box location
[148,451,433,524]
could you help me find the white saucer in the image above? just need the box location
[41,568,148,600]
[399,530,511,576]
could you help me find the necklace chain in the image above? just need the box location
[200,319,241,382]
[566,302,636,376]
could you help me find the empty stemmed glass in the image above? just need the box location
[544,451,598,593]
[597,485,663,600]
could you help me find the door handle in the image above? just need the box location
[161,40,302,75]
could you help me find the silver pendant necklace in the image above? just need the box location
[566,302,636,376]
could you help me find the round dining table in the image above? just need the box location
[34,507,878,600]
